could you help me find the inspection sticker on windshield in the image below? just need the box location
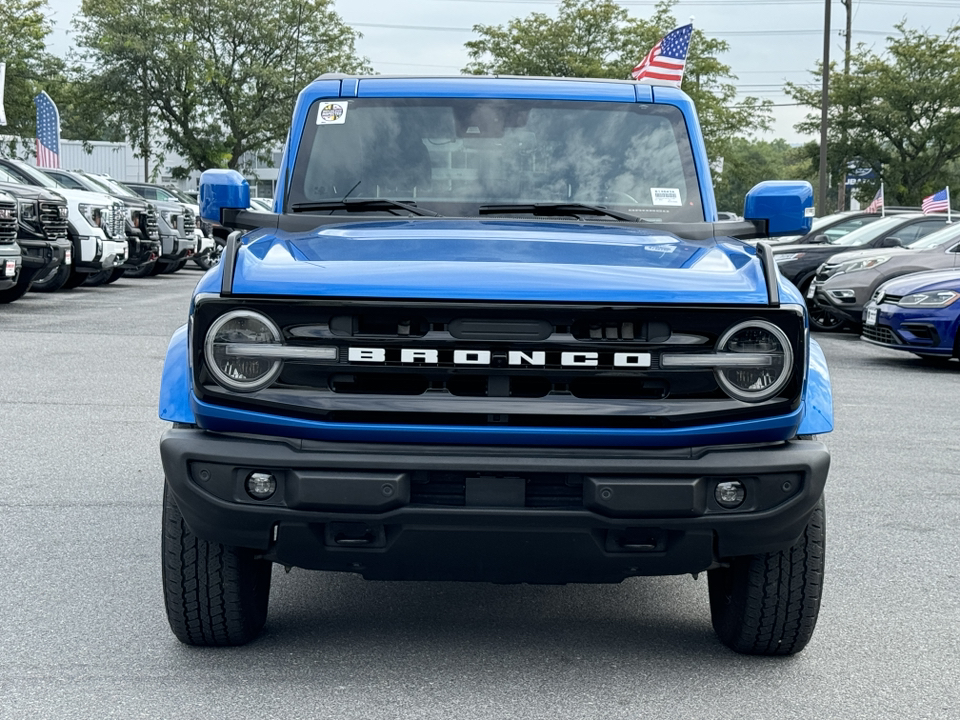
[650,188,682,206]
[317,102,348,125]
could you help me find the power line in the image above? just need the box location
[351,22,894,36]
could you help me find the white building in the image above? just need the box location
[5,136,278,198]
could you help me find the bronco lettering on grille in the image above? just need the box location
[347,347,652,368]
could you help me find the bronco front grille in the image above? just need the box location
[193,300,807,430]
[0,200,16,243]
[39,201,68,239]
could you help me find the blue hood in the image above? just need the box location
[879,268,960,296]
[228,219,769,304]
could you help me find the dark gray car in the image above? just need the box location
[812,221,960,327]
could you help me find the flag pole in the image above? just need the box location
[948,186,952,223]
[881,182,885,217]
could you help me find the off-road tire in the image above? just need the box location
[161,482,272,646]
[708,498,825,655]
[30,263,71,292]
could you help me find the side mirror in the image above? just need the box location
[880,236,903,248]
[199,169,250,225]
[809,234,829,244]
[744,181,815,237]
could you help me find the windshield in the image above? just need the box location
[82,174,131,198]
[289,97,704,222]
[831,215,908,246]
[907,222,960,250]
[0,167,24,185]
[162,186,195,204]
[6,162,59,189]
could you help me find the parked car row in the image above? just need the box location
[772,209,960,362]
[0,157,217,304]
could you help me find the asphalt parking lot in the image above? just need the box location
[1,269,958,720]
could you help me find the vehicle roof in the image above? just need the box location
[301,74,687,105]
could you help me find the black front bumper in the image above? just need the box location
[0,244,21,290]
[18,237,71,275]
[120,234,161,269]
[812,288,862,324]
[161,429,830,583]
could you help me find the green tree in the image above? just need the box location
[74,0,372,177]
[713,138,812,214]
[463,0,770,160]
[786,24,960,206]
[0,0,68,153]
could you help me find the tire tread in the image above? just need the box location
[161,484,270,646]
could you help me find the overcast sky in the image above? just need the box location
[42,0,960,143]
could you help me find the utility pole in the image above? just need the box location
[818,0,831,216]
[837,0,852,212]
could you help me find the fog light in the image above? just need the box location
[715,481,746,509]
[245,472,277,500]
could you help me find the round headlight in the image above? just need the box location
[204,310,282,392]
[715,320,793,402]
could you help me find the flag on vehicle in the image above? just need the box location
[34,91,61,169]
[631,24,693,87]
[865,184,883,214]
[921,187,950,215]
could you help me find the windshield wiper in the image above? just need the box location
[291,198,440,217]
[478,202,641,223]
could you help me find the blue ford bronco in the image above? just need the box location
[158,75,833,654]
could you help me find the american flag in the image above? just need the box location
[631,24,693,87]
[34,92,61,169]
[921,187,949,214]
[865,185,883,213]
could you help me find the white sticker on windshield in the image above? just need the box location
[650,188,682,206]
[317,102,348,125]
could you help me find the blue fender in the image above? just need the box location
[158,324,196,424]
[798,337,834,435]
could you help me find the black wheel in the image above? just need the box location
[807,302,846,332]
[104,267,126,284]
[194,245,221,270]
[125,260,157,278]
[30,263,71,292]
[0,269,37,303]
[62,266,90,289]
[708,499,825,655]
[83,268,114,287]
[149,259,169,276]
[162,258,189,274]
[161,482,272,646]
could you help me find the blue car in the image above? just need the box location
[158,75,833,654]
[861,269,960,360]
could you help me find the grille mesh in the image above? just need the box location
[861,324,899,344]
